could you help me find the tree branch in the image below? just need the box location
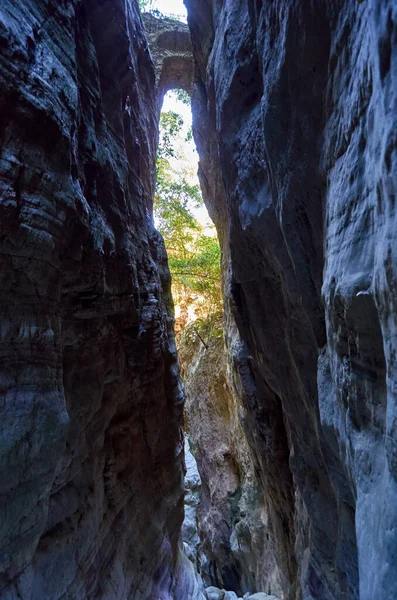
[194,328,208,349]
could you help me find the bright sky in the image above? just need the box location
[144,0,187,21]
[162,92,197,173]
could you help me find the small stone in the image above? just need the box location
[224,591,239,600]
[205,587,226,600]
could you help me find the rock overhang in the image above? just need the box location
[143,12,194,106]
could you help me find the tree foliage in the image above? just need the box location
[174,89,190,105]
[154,95,222,325]
[138,1,162,17]
[138,0,184,21]
[158,111,184,158]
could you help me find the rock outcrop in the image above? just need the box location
[180,324,283,598]
[0,1,202,598]
[185,0,397,599]
[143,12,193,109]
[182,436,202,568]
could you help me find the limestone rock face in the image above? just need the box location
[180,328,283,598]
[183,436,202,567]
[143,12,193,107]
[0,1,202,598]
[185,1,397,599]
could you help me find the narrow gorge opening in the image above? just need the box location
[141,4,282,599]
[155,87,229,597]
[155,89,222,345]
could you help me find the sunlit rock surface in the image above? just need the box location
[0,1,202,598]
[180,328,283,598]
[185,0,397,598]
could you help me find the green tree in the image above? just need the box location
[158,111,184,158]
[138,0,164,18]
[175,89,190,105]
[154,103,222,323]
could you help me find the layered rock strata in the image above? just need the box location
[0,1,201,598]
[185,1,397,599]
[1,0,396,598]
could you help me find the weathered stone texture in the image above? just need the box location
[182,436,202,567]
[0,1,202,598]
[185,0,397,598]
[143,12,194,108]
[1,0,396,597]
[180,328,283,598]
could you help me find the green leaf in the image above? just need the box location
[175,89,191,105]
[154,103,222,319]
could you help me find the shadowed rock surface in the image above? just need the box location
[0,1,202,598]
[185,0,397,598]
[143,12,193,109]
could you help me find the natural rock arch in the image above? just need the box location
[143,12,193,107]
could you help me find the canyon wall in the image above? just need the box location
[0,1,202,598]
[1,0,396,598]
[143,12,193,109]
[185,1,397,599]
[180,323,283,598]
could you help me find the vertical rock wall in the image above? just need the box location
[143,13,193,109]
[185,1,397,599]
[0,1,202,598]
[180,326,283,598]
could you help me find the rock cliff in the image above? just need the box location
[185,0,397,599]
[179,323,283,598]
[1,0,396,598]
[0,1,201,598]
[143,12,193,109]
